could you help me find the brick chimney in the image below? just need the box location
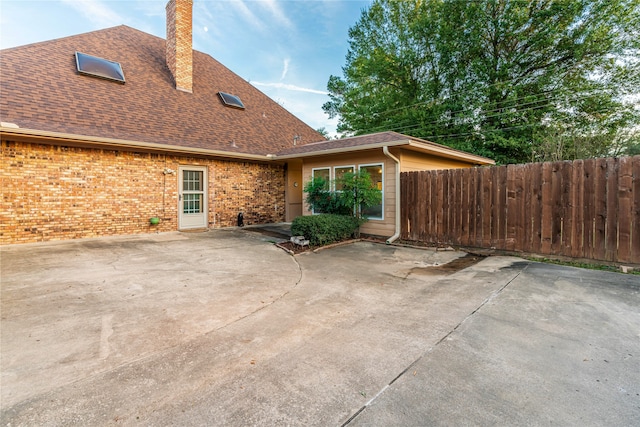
[166,0,193,93]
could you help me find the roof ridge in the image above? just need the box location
[0,25,142,52]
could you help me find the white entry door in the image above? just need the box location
[179,166,207,229]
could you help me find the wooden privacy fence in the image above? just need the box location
[400,156,640,264]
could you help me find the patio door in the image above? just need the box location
[178,166,207,229]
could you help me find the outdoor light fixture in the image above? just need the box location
[163,168,176,175]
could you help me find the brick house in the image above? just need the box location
[0,0,492,245]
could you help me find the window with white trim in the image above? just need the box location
[311,168,330,214]
[359,163,384,220]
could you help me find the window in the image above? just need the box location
[360,164,384,220]
[218,92,245,109]
[311,168,330,214]
[333,166,354,191]
[182,170,203,214]
[312,168,330,189]
[75,52,125,83]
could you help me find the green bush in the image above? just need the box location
[291,214,365,246]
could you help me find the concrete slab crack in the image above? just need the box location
[341,262,529,427]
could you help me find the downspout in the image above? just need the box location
[383,146,401,244]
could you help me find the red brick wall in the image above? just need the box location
[0,140,285,244]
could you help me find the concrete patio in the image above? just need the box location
[1,228,638,426]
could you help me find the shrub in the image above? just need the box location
[291,214,365,246]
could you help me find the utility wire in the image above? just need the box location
[360,87,617,136]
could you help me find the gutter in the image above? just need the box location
[383,146,401,244]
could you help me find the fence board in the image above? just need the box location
[481,168,492,247]
[550,162,563,254]
[491,166,507,249]
[618,157,632,263]
[428,170,437,242]
[404,172,411,240]
[469,167,479,246]
[399,155,638,264]
[530,162,543,254]
[605,158,619,261]
[401,172,410,240]
[540,163,553,253]
[560,161,573,256]
[451,169,460,245]
[441,170,450,243]
[633,156,640,263]
[594,158,607,260]
[583,159,596,259]
[505,165,516,251]
[415,172,422,241]
[523,164,533,251]
[570,160,584,258]
[461,168,471,246]
[492,166,502,248]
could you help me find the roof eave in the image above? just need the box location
[274,140,410,159]
[0,127,272,162]
[275,138,494,165]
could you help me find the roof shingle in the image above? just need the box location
[0,25,324,155]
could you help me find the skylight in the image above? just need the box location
[75,52,125,84]
[218,92,245,109]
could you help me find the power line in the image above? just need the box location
[359,87,616,135]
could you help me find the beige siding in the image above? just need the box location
[399,149,474,172]
[285,159,303,222]
[297,147,482,239]
[301,150,396,238]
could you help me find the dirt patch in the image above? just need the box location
[410,253,485,276]
[276,241,310,255]
[276,236,388,255]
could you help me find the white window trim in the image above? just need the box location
[359,162,384,221]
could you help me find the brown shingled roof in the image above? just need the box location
[0,25,324,156]
[275,131,494,165]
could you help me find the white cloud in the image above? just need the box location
[252,81,328,95]
[61,0,125,28]
[258,0,294,30]
[229,0,267,32]
[281,58,290,80]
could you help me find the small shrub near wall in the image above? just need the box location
[291,214,364,246]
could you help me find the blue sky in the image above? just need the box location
[0,0,372,137]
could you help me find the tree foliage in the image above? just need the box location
[324,0,640,164]
[303,170,382,220]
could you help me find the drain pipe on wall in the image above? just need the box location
[383,146,401,244]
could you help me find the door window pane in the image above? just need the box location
[183,171,202,191]
[183,194,202,214]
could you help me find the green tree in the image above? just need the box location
[324,0,640,164]
[303,170,382,220]
[315,127,331,139]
